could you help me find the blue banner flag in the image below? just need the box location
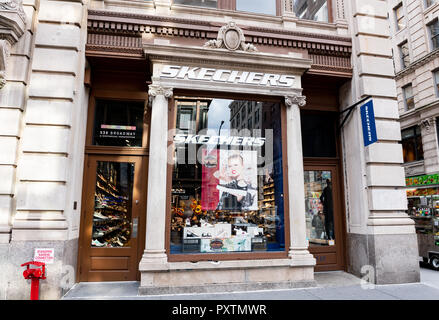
[360,100,377,147]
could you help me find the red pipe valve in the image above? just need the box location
[21,261,46,300]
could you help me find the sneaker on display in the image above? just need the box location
[91,239,105,247]
[94,211,109,219]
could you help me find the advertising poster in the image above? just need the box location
[216,149,258,211]
[201,148,220,210]
[201,148,258,211]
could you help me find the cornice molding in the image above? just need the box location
[87,9,352,53]
[86,9,353,77]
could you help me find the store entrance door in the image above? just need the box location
[78,155,147,281]
[303,164,346,271]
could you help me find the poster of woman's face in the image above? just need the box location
[201,149,258,211]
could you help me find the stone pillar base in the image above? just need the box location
[139,259,316,295]
[347,232,420,284]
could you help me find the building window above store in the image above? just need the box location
[399,41,410,69]
[173,0,279,15]
[426,0,438,8]
[170,96,286,258]
[403,84,415,111]
[434,70,439,97]
[401,126,424,163]
[172,0,331,21]
[294,0,329,22]
[428,19,439,50]
[394,3,406,31]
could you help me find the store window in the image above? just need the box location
[93,99,145,147]
[91,161,134,248]
[403,84,415,111]
[401,126,424,163]
[399,41,410,69]
[301,113,337,158]
[304,171,335,246]
[429,19,439,50]
[394,3,405,31]
[170,97,285,255]
[294,0,329,23]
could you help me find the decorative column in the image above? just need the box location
[284,94,316,267]
[139,84,173,269]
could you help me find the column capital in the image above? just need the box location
[285,94,306,108]
[148,85,173,98]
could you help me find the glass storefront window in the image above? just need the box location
[236,0,277,15]
[170,97,285,255]
[93,99,145,147]
[91,161,134,248]
[294,0,329,23]
[304,171,335,246]
[173,0,218,8]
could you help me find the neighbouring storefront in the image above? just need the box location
[405,174,439,269]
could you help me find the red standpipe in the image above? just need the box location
[21,261,46,300]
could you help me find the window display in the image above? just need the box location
[304,170,335,246]
[91,161,134,248]
[170,97,285,255]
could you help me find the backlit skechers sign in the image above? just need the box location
[160,65,295,88]
[174,134,265,147]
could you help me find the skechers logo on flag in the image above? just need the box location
[360,100,377,147]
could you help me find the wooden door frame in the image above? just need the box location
[77,154,148,282]
[303,158,347,271]
[76,87,150,282]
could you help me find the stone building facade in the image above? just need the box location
[389,0,439,176]
[0,0,420,299]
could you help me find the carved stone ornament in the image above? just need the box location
[420,118,433,131]
[204,21,257,52]
[148,85,173,106]
[148,85,173,98]
[0,40,10,89]
[285,94,306,107]
[0,0,26,23]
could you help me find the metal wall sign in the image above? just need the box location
[160,65,295,88]
[360,100,377,147]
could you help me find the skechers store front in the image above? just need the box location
[80,11,353,294]
[136,27,339,293]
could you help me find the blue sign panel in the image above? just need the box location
[360,100,377,147]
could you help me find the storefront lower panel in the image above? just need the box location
[138,259,315,295]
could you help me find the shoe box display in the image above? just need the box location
[182,218,267,252]
[91,163,132,248]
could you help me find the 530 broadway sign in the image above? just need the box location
[160,65,295,88]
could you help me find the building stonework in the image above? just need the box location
[0,0,420,299]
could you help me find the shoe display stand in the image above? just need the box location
[91,168,132,248]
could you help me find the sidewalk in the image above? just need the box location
[62,269,439,300]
